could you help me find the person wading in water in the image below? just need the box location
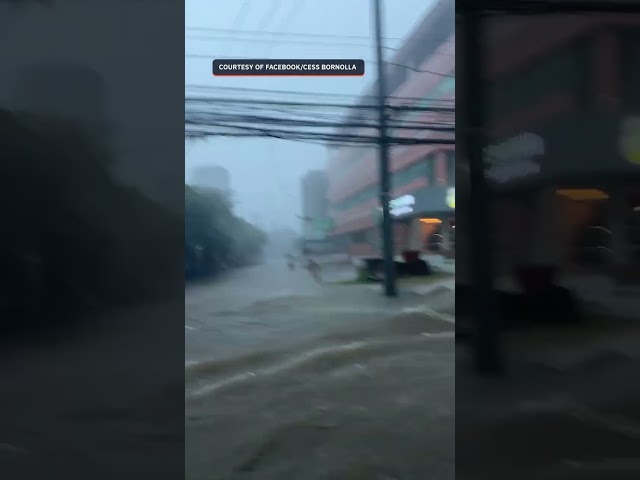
[306,257,321,283]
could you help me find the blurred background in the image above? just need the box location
[456,2,640,479]
[1,1,184,478]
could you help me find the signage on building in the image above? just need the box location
[390,195,415,217]
[619,116,640,165]
[446,187,455,209]
[313,217,334,233]
[485,133,544,182]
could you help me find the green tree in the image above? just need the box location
[185,186,265,280]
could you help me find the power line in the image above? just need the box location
[185,84,455,103]
[256,0,286,30]
[184,54,455,78]
[184,126,454,148]
[195,107,455,127]
[186,33,454,58]
[192,117,455,134]
[185,34,394,51]
[231,0,252,29]
[184,26,455,45]
[185,108,454,139]
[273,0,302,31]
[186,98,455,137]
[186,102,454,122]
[185,130,366,148]
[229,0,252,56]
[185,95,455,112]
[185,26,404,43]
[184,110,453,128]
[187,113,454,131]
[191,102,455,128]
[264,0,302,56]
[264,0,304,57]
[385,60,454,77]
[184,122,454,146]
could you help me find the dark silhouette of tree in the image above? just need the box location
[185,186,266,280]
[0,108,180,336]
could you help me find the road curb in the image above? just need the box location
[408,279,455,296]
[366,277,455,296]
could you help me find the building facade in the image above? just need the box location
[458,15,640,283]
[327,0,455,260]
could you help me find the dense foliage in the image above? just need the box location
[0,108,181,334]
[185,185,265,280]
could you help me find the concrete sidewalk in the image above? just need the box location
[420,254,455,274]
[406,277,455,296]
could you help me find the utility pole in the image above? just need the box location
[372,0,397,297]
[462,2,502,373]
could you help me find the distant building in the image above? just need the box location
[190,165,232,200]
[301,170,330,241]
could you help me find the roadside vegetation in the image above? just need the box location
[185,185,266,281]
[1,108,182,336]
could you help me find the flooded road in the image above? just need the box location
[185,261,455,479]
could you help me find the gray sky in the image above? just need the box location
[185,0,437,231]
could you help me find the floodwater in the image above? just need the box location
[185,260,456,479]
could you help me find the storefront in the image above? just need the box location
[388,185,456,258]
[488,113,640,282]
